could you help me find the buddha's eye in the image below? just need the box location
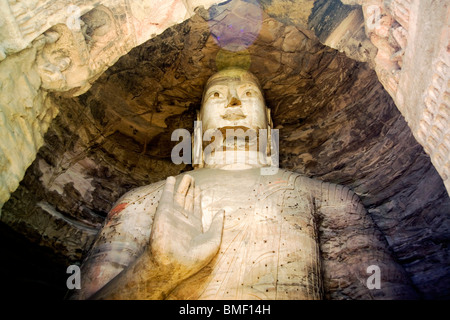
[209,91,222,99]
[246,91,252,97]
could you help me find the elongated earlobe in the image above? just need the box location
[266,107,273,166]
[266,107,273,128]
[192,111,204,168]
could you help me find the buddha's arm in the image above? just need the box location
[89,246,184,299]
[69,182,164,300]
[298,177,418,299]
[78,175,224,300]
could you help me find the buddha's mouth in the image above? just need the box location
[221,109,247,121]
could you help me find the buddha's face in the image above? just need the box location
[200,69,268,133]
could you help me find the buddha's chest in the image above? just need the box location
[168,169,322,300]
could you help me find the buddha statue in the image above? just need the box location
[72,68,416,300]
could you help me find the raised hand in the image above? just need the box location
[149,174,225,281]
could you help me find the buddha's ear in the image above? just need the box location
[265,107,276,166]
[192,111,204,169]
[266,107,273,128]
[265,108,271,166]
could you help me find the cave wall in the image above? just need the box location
[0,0,218,211]
[2,5,449,298]
[262,0,450,193]
[0,0,449,299]
[0,0,448,214]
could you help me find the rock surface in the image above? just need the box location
[1,0,448,212]
[2,6,449,299]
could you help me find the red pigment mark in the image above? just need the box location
[271,179,287,185]
[108,202,128,219]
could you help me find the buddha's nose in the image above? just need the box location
[226,96,241,108]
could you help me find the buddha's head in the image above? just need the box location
[193,68,275,170]
[199,68,270,133]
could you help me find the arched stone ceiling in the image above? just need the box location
[1,0,448,214]
[2,5,449,299]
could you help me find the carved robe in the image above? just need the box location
[75,168,416,300]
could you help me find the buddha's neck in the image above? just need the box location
[203,149,269,170]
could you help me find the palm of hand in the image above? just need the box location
[149,174,224,279]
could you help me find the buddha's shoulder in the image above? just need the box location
[261,168,321,186]
[264,169,358,202]
[115,179,166,204]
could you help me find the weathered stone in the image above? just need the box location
[0,0,448,299]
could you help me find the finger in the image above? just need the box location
[174,175,192,208]
[205,209,225,237]
[159,176,176,206]
[184,183,194,213]
[151,176,175,245]
[192,209,225,259]
[193,186,202,222]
